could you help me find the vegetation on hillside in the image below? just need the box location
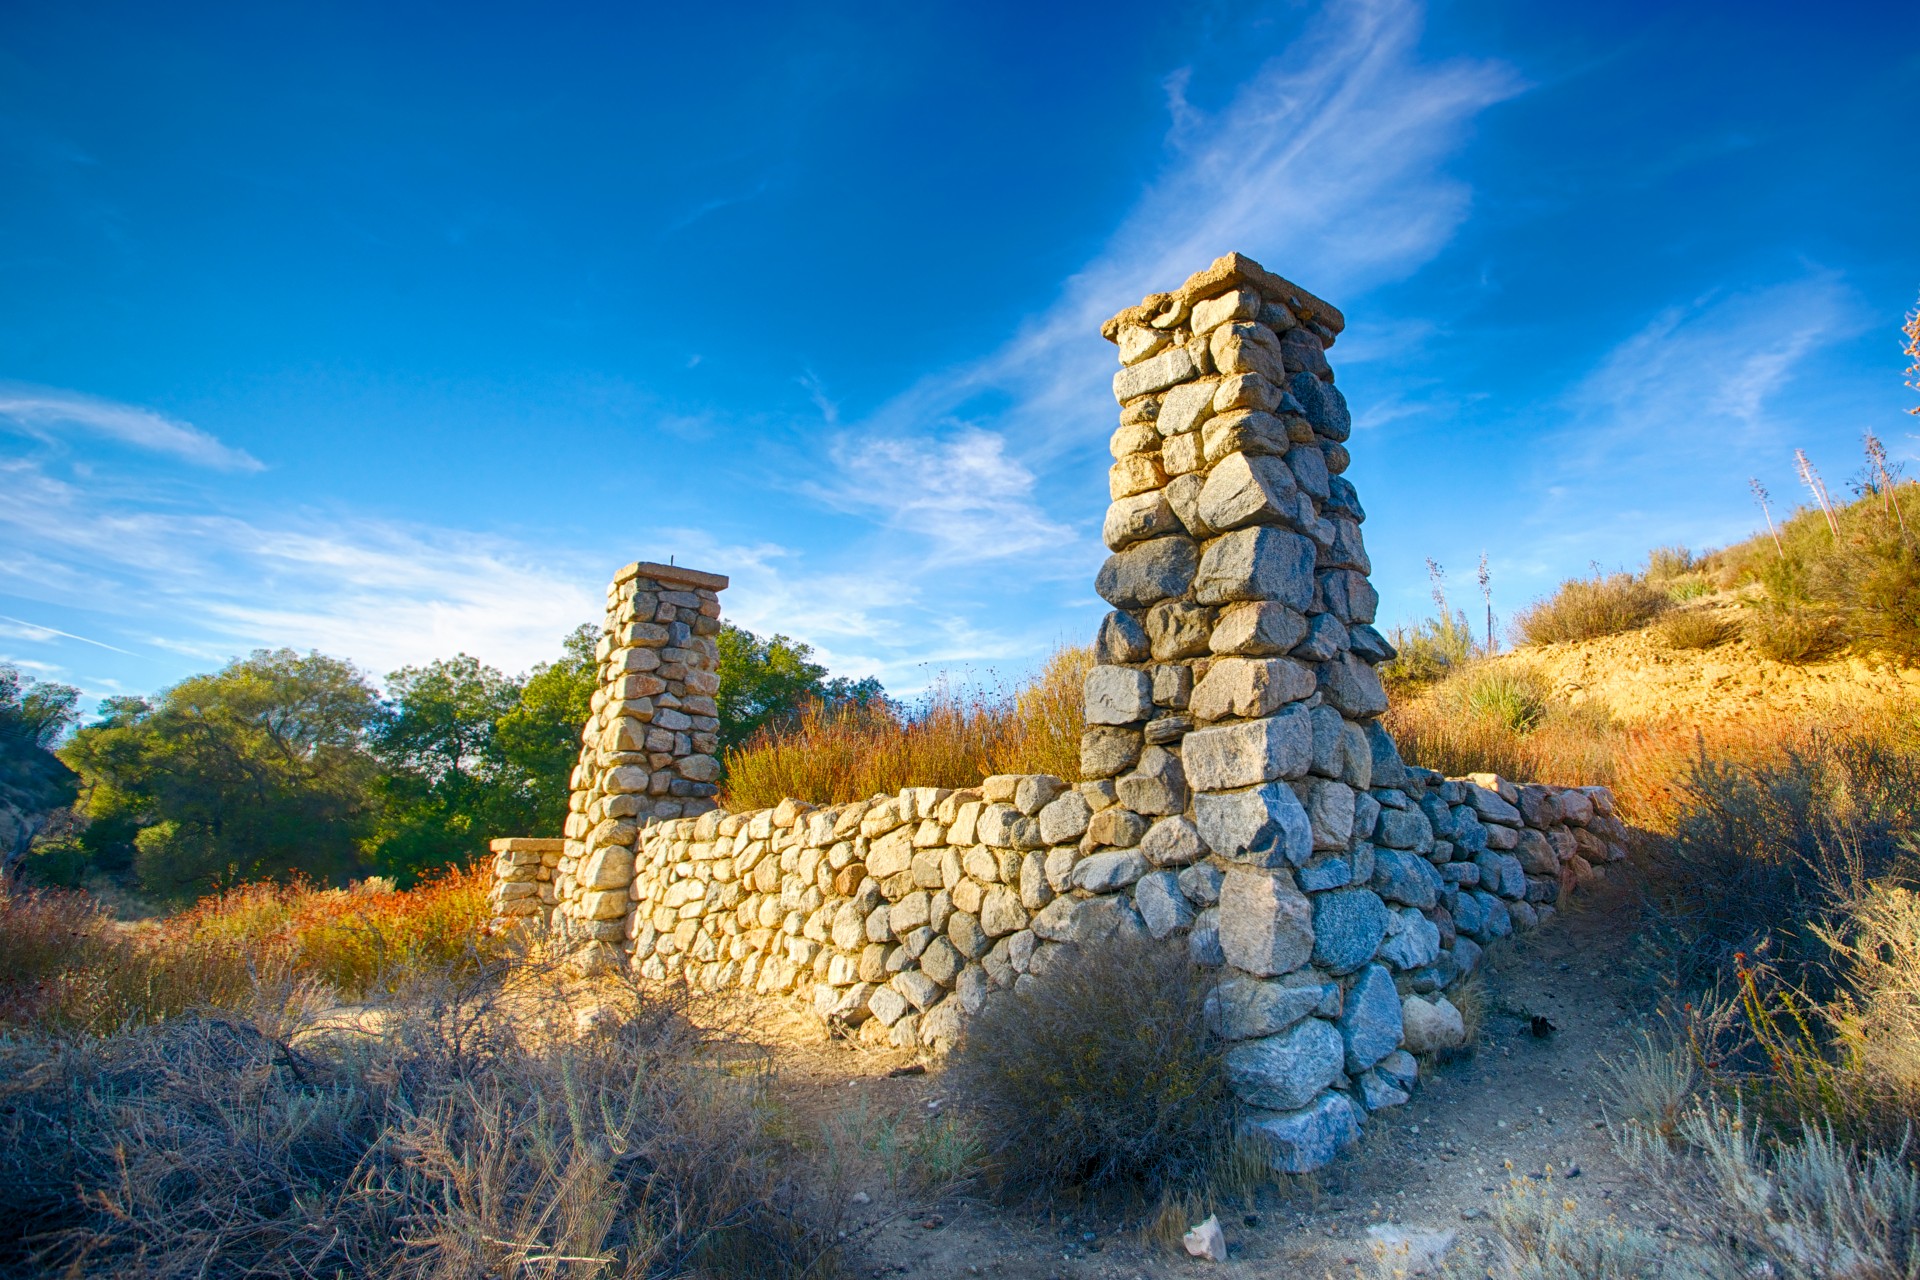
[0,665,81,886]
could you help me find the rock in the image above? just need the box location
[1216,868,1314,976]
[1210,322,1287,382]
[1296,856,1350,891]
[1401,994,1467,1054]
[1375,807,1434,854]
[980,885,1026,937]
[1072,850,1150,892]
[1189,657,1317,722]
[1373,847,1440,908]
[1377,1049,1418,1091]
[1193,526,1317,609]
[1179,862,1224,905]
[1307,779,1356,850]
[1196,452,1301,532]
[1337,963,1403,1073]
[1224,1017,1343,1111]
[1096,536,1199,609]
[1348,623,1396,665]
[1145,600,1215,660]
[1514,828,1560,876]
[1189,907,1225,964]
[1466,782,1522,826]
[1379,906,1442,971]
[1192,287,1262,333]
[1086,806,1148,848]
[1363,719,1406,787]
[1141,815,1205,866]
[922,935,964,983]
[1239,1091,1362,1173]
[1357,1069,1411,1112]
[1080,727,1142,779]
[1157,377,1219,438]
[1015,774,1070,816]
[1183,1215,1226,1262]
[1094,610,1151,664]
[1195,782,1313,868]
[1310,888,1389,975]
[1292,613,1349,662]
[1085,665,1153,726]
[1112,344,1198,402]
[1116,745,1188,815]
[1318,653,1388,717]
[1135,871,1196,938]
[868,985,910,1026]
[1213,371,1282,413]
[1103,491,1181,551]
[1206,973,1327,1040]
[1184,710,1313,790]
[1209,601,1309,656]
[1038,790,1093,845]
[1289,371,1350,442]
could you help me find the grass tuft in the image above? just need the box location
[1513,571,1669,647]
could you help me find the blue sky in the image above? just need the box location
[3,0,1917,706]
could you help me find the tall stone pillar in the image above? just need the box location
[552,561,728,943]
[1089,252,1400,1168]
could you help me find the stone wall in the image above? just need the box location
[486,251,1635,1174]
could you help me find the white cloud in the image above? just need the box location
[817,0,1521,561]
[0,382,264,472]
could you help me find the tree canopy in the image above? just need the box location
[715,623,884,754]
[0,665,82,884]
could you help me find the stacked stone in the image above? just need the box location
[1076,252,1638,1172]
[488,837,563,926]
[550,562,727,944]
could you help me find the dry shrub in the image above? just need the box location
[1644,718,1920,996]
[722,646,1089,809]
[1658,610,1736,650]
[947,931,1229,1202]
[1747,605,1846,663]
[0,958,837,1280]
[1513,572,1669,647]
[1437,1175,1670,1278]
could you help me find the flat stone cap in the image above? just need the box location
[1101,251,1346,345]
[613,561,730,591]
[490,837,566,852]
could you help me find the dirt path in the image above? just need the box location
[760,872,1665,1279]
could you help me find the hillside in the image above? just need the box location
[1488,597,1920,725]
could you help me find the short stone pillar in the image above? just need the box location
[551,561,728,943]
[487,837,564,927]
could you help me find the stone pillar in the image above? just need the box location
[487,837,563,927]
[552,561,728,944]
[1091,252,1399,1170]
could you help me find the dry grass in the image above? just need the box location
[0,864,500,1031]
[1513,571,1670,647]
[0,958,840,1280]
[1658,609,1737,651]
[721,646,1089,810]
[1385,666,1619,790]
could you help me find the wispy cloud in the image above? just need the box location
[0,383,264,472]
[815,0,1522,562]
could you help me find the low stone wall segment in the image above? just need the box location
[486,252,1635,1174]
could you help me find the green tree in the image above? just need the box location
[496,623,598,831]
[59,649,381,899]
[714,623,884,753]
[370,627,598,882]
[0,664,81,886]
[370,654,521,882]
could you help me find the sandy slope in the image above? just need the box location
[1488,600,1920,724]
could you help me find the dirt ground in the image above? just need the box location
[750,870,1685,1279]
